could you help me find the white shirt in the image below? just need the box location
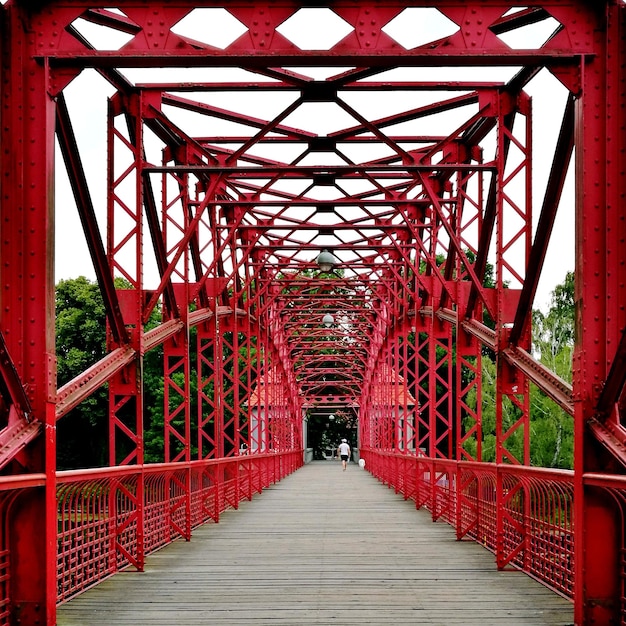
[338,442,350,456]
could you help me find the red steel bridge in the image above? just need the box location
[0,0,625,624]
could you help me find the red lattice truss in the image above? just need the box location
[1,2,626,625]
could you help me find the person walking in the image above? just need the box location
[337,438,351,471]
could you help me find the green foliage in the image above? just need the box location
[463,271,575,468]
[307,409,356,459]
[528,384,574,468]
[143,343,166,463]
[56,276,168,468]
[532,271,574,381]
[56,277,109,469]
[465,356,526,464]
[56,277,108,385]
[529,271,575,468]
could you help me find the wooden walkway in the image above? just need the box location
[57,461,574,626]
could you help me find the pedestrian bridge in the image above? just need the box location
[56,457,573,626]
[4,2,626,623]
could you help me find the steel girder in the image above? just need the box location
[0,1,625,624]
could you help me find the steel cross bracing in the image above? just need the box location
[0,1,625,624]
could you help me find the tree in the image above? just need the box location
[465,272,575,468]
[464,356,526,464]
[533,271,574,381]
[143,342,167,462]
[528,388,574,468]
[56,276,167,468]
[56,276,109,469]
[529,271,575,468]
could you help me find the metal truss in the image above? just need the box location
[0,1,625,624]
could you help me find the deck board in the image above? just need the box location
[57,461,574,625]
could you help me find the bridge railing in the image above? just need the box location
[0,474,47,623]
[55,451,302,604]
[361,449,574,599]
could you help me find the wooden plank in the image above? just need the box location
[57,462,574,625]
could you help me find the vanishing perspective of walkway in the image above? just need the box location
[57,462,574,626]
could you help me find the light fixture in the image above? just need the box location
[316,249,337,272]
[322,313,334,327]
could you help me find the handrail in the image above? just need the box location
[0,473,46,491]
[55,450,303,604]
[361,449,575,599]
[0,450,592,609]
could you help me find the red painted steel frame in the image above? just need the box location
[56,452,300,604]
[0,1,624,625]
[363,449,575,599]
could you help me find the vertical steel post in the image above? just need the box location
[160,154,192,537]
[107,93,145,570]
[197,319,218,460]
[493,87,532,572]
[494,91,532,468]
[0,7,57,623]
[457,327,482,462]
[430,318,453,459]
[574,4,626,622]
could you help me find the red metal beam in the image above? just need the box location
[55,94,129,346]
[595,324,626,422]
[1,4,58,621]
[0,418,42,471]
[510,93,575,346]
[573,4,626,623]
[0,331,33,423]
[56,347,136,421]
